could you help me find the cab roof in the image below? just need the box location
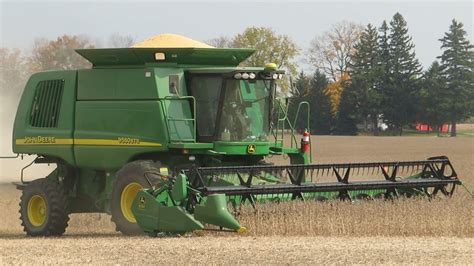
[75,48,256,68]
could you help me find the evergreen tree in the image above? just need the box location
[334,82,358,135]
[378,20,391,130]
[289,71,311,131]
[378,21,390,75]
[419,61,450,135]
[350,24,382,135]
[383,13,422,135]
[438,19,474,136]
[288,71,333,135]
[309,71,333,135]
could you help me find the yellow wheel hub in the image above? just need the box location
[120,182,143,223]
[27,195,46,227]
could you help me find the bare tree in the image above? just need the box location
[107,33,136,48]
[0,48,29,99]
[0,48,31,130]
[29,35,95,71]
[308,21,363,82]
[206,36,233,48]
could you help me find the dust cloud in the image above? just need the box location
[0,90,53,183]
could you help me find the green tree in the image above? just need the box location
[383,13,422,135]
[378,20,390,73]
[334,82,358,135]
[288,71,311,131]
[350,24,382,135]
[418,61,450,135]
[438,19,474,136]
[288,71,333,135]
[233,27,299,77]
[378,20,391,127]
[309,71,333,135]
[29,35,95,71]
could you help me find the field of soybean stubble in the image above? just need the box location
[0,135,473,264]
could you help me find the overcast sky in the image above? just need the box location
[1,0,472,70]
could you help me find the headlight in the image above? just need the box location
[242,73,249,79]
[234,73,242,79]
[249,72,256,79]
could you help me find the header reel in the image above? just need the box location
[131,156,461,236]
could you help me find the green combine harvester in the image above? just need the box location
[8,36,461,236]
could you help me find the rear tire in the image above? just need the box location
[19,178,69,236]
[110,160,163,235]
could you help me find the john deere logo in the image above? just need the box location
[138,196,146,209]
[247,144,256,154]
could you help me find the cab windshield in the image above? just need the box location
[188,75,273,142]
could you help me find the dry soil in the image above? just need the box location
[0,135,473,264]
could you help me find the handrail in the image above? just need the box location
[292,101,311,162]
[290,101,310,148]
[271,99,312,163]
[273,99,297,147]
[161,96,197,143]
[271,99,288,147]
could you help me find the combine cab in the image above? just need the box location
[9,35,461,236]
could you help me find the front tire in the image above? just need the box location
[110,160,163,235]
[19,178,69,236]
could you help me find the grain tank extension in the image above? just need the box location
[10,39,461,236]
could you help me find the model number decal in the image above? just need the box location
[117,137,140,145]
[16,137,161,146]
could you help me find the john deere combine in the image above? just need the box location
[10,35,461,236]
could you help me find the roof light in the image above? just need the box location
[154,52,166,61]
[242,73,249,79]
[234,73,242,79]
[272,73,279,79]
[278,74,283,79]
[249,73,256,79]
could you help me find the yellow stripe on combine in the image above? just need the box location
[15,138,161,147]
[15,138,74,145]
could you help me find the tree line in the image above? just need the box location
[290,13,473,137]
[1,14,472,136]
[1,34,134,104]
